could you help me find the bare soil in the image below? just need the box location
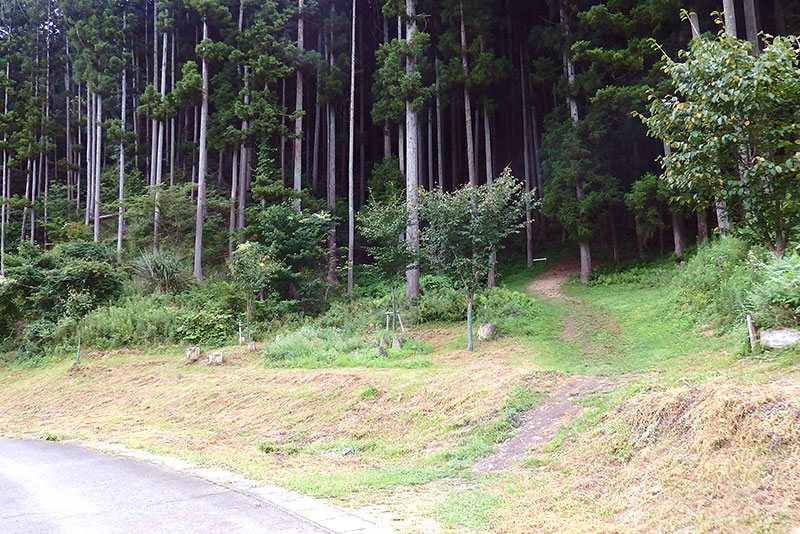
[472,260,621,472]
[473,375,618,472]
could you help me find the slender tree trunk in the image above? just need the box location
[466,292,474,351]
[427,106,434,190]
[697,209,708,242]
[346,0,357,294]
[672,212,685,260]
[435,61,444,190]
[358,15,366,207]
[93,94,102,243]
[561,0,590,282]
[382,18,391,159]
[117,34,127,260]
[742,0,759,51]
[404,0,420,301]
[153,30,168,252]
[483,104,493,182]
[170,32,176,186]
[520,55,533,267]
[193,18,210,281]
[460,1,476,186]
[722,0,737,36]
[293,0,305,210]
[1,62,6,275]
[85,88,93,226]
[280,78,286,185]
[229,147,239,261]
[327,102,337,284]
[312,33,322,194]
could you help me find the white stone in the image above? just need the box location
[477,323,497,341]
[760,328,800,348]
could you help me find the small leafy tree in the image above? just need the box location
[642,31,800,257]
[419,169,532,351]
[357,193,413,331]
[63,289,94,365]
[229,241,281,343]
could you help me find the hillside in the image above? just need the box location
[2,258,798,533]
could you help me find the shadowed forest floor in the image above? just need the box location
[1,259,799,533]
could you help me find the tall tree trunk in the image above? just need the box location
[93,94,102,243]
[85,88,93,226]
[405,0,420,301]
[358,14,366,207]
[117,28,127,260]
[382,17,391,159]
[311,37,322,194]
[561,0,590,282]
[427,106,434,190]
[153,30,168,252]
[520,55,533,267]
[169,32,176,186]
[742,0,759,51]
[346,0,356,294]
[193,18,210,281]
[460,1,476,186]
[1,62,7,275]
[697,209,708,242]
[672,212,685,260]
[327,102,337,284]
[435,60,444,190]
[228,147,239,261]
[722,0,737,36]
[293,0,305,210]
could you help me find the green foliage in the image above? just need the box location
[745,254,800,326]
[541,113,618,242]
[643,33,800,255]
[53,295,182,350]
[474,287,543,337]
[624,172,668,242]
[176,308,236,347]
[131,250,192,293]
[229,242,281,296]
[263,326,431,369]
[4,241,123,323]
[419,169,530,294]
[249,201,330,312]
[671,237,757,327]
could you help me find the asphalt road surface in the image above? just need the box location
[0,438,327,534]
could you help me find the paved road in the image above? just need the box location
[0,438,327,534]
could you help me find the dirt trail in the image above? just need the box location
[473,259,619,472]
[473,375,617,472]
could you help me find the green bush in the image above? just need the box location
[131,250,191,293]
[176,308,237,347]
[672,237,759,326]
[474,287,543,337]
[53,295,183,349]
[746,254,800,326]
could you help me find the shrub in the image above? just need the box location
[52,295,183,349]
[176,308,237,347]
[672,237,759,326]
[746,254,800,326]
[474,287,543,337]
[131,250,191,293]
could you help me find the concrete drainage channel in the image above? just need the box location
[65,440,394,534]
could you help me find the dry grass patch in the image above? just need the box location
[0,343,555,504]
[493,379,800,534]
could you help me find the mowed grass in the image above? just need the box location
[2,257,799,533]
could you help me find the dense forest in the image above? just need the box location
[1,0,799,354]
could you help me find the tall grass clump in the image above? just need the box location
[132,250,191,293]
[745,254,800,326]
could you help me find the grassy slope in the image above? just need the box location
[1,258,799,533]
